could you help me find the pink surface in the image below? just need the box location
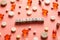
[0,0,60,40]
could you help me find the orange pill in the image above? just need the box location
[53,2,58,10]
[27,0,32,8]
[4,34,11,40]
[22,29,29,38]
[0,14,4,20]
[42,9,48,16]
[11,3,16,11]
[52,30,57,39]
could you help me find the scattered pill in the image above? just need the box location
[32,7,37,12]
[11,27,16,33]
[6,9,8,13]
[52,30,57,39]
[1,22,7,27]
[58,11,60,16]
[28,26,31,30]
[44,27,48,32]
[22,29,29,38]
[33,31,36,35]
[33,37,38,40]
[0,0,7,7]
[4,34,11,40]
[27,10,32,16]
[56,23,60,30]
[10,0,15,4]
[41,32,48,39]
[26,6,29,10]
[42,9,48,16]
[44,0,50,6]
[50,16,55,21]
[8,11,14,17]
[16,35,20,39]
[53,2,58,10]
[0,14,4,20]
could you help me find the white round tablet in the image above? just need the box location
[41,32,48,38]
[11,27,16,33]
[50,16,55,21]
[32,7,37,12]
[27,10,32,16]
[1,22,7,27]
[16,35,20,39]
[1,0,7,5]
[10,0,15,3]
[8,11,14,17]
[44,0,50,4]
[28,26,31,30]
[26,6,29,10]
[44,27,48,32]
[33,37,38,40]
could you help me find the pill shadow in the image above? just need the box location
[15,21,44,26]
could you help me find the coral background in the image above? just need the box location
[0,0,60,40]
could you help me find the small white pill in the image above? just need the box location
[1,22,7,27]
[10,0,15,3]
[44,0,50,4]
[50,16,55,21]
[1,0,7,6]
[26,6,29,10]
[32,7,37,12]
[44,0,50,5]
[16,35,20,39]
[44,27,48,32]
[33,37,38,40]
[27,10,32,16]
[8,11,14,17]
[11,27,16,33]
[41,32,48,39]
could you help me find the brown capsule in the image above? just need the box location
[52,30,57,39]
[6,9,8,13]
[38,0,41,6]
[6,11,8,13]
[16,0,20,1]
[18,12,20,14]
[58,11,60,16]
[56,23,60,30]
[19,6,21,8]
[55,0,58,2]
[51,8,53,10]
[33,31,36,35]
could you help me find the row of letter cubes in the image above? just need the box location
[15,18,44,25]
